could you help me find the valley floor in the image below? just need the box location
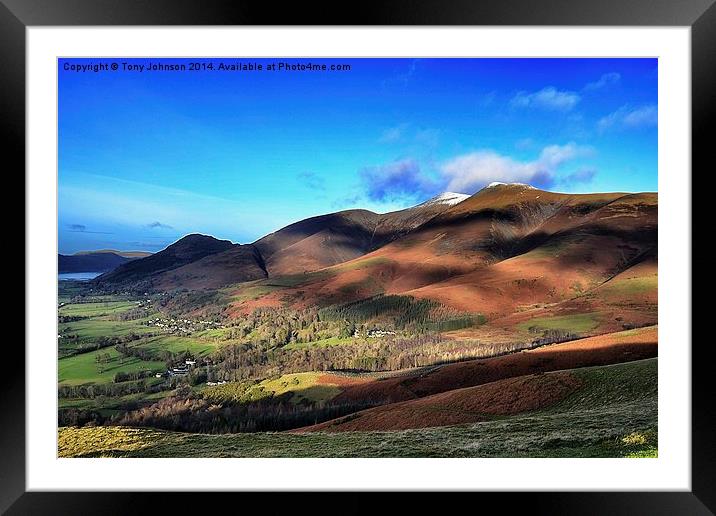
[59,358,657,458]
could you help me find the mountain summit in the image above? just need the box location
[95,234,236,285]
[414,192,469,208]
[484,182,537,190]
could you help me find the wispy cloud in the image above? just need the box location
[382,59,419,89]
[331,193,363,210]
[379,124,441,149]
[515,138,536,151]
[358,143,593,203]
[511,87,580,111]
[441,143,592,193]
[66,223,113,234]
[598,104,657,131]
[146,221,174,230]
[479,91,497,107]
[584,72,621,91]
[562,167,597,186]
[360,159,437,202]
[414,128,441,148]
[298,171,326,191]
[379,124,408,143]
[59,173,279,243]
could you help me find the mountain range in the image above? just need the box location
[92,183,657,338]
[94,191,471,288]
[58,249,152,273]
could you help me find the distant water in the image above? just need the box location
[58,272,102,281]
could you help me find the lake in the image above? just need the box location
[58,272,102,281]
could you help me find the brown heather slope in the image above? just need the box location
[253,196,467,277]
[95,234,236,286]
[405,192,657,315]
[299,370,583,432]
[153,244,267,290]
[254,210,382,276]
[91,200,459,290]
[326,325,657,406]
[230,185,657,325]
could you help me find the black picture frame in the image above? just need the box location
[3,0,709,513]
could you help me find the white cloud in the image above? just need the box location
[584,72,621,91]
[440,143,592,193]
[622,105,658,127]
[511,87,580,111]
[598,104,658,131]
[360,159,437,202]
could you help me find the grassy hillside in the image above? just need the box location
[58,346,166,385]
[201,372,343,405]
[59,358,657,458]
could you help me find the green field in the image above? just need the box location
[59,385,172,413]
[136,335,219,356]
[58,301,158,357]
[59,301,138,317]
[232,283,285,302]
[57,295,222,394]
[232,269,336,300]
[59,317,155,340]
[59,359,657,458]
[58,346,166,385]
[202,372,341,405]
[598,274,657,297]
[58,281,93,304]
[58,317,157,357]
[517,312,601,334]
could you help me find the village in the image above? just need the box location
[143,316,223,336]
[155,358,198,378]
[154,358,227,386]
[353,328,396,339]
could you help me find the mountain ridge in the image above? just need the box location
[59,251,140,274]
[91,185,657,325]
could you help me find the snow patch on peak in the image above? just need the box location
[485,182,536,189]
[417,192,469,207]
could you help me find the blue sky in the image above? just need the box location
[59,58,657,254]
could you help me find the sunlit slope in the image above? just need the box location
[229,185,657,329]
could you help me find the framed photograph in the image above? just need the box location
[5,0,709,512]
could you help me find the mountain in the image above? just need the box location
[229,183,657,336]
[254,192,469,276]
[152,244,267,290]
[94,234,236,286]
[88,192,469,288]
[253,210,383,276]
[90,185,657,337]
[59,251,139,273]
